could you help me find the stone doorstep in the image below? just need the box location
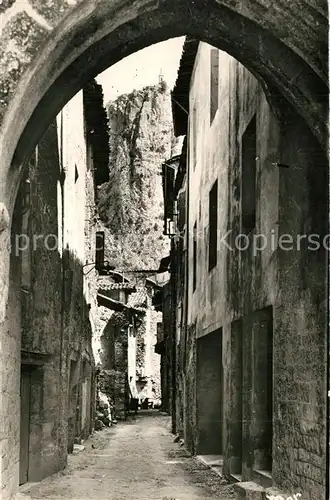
[264,486,302,500]
[14,493,33,500]
[234,481,265,500]
[234,482,290,500]
[196,454,224,467]
[196,455,224,479]
[229,472,243,483]
[18,483,39,493]
[252,469,273,489]
[210,465,223,477]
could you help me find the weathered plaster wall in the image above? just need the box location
[136,300,162,404]
[0,0,326,202]
[2,191,24,499]
[184,43,328,499]
[0,5,327,494]
[1,90,97,500]
[21,122,65,480]
[59,91,96,446]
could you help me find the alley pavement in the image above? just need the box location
[18,411,237,500]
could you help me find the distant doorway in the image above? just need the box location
[196,329,223,454]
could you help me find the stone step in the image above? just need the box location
[229,472,243,483]
[263,486,300,500]
[252,469,272,488]
[234,481,265,500]
[196,454,223,467]
[210,465,223,477]
[234,481,291,500]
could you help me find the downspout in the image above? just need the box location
[59,110,67,459]
[171,205,177,434]
[183,134,190,446]
[326,144,329,498]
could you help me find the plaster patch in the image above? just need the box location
[0,203,9,233]
[25,2,52,30]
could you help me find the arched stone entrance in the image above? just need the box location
[0,1,328,499]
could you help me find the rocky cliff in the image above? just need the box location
[97,82,173,270]
[95,82,174,413]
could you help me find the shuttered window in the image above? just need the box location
[241,115,257,233]
[210,49,219,124]
[209,180,218,271]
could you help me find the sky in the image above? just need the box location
[96,37,185,104]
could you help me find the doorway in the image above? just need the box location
[196,329,223,455]
[230,319,243,475]
[251,306,273,473]
[19,365,32,485]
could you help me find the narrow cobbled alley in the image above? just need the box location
[18,412,236,500]
[1,3,328,498]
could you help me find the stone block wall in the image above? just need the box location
[180,43,328,499]
[1,90,97,498]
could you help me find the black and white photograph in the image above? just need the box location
[0,1,328,499]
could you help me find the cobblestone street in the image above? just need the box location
[18,412,237,500]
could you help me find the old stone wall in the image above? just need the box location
[94,84,172,411]
[182,42,328,499]
[1,90,97,499]
[0,3,327,499]
[59,91,95,447]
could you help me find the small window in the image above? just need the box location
[209,180,218,271]
[210,49,219,124]
[193,221,197,292]
[241,115,257,233]
[75,164,79,183]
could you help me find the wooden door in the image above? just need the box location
[19,366,31,485]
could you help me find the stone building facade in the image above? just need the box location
[97,277,162,418]
[160,39,328,500]
[0,3,327,499]
[2,82,108,498]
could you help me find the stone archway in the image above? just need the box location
[0,0,328,211]
[0,2,328,499]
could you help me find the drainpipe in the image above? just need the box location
[171,211,177,435]
[59,110,67,460]
[326,169,329,498]
[183,134,190,445]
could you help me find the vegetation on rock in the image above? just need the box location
[97,83,173,271]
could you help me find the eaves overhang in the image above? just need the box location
[97,293,143,315]
[171,37,199,137]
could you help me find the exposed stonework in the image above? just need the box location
[0,11,48,116]
[28,0,72,26]
[161,41,328,500]
[0,89,100,500]
[0,2,328,499]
